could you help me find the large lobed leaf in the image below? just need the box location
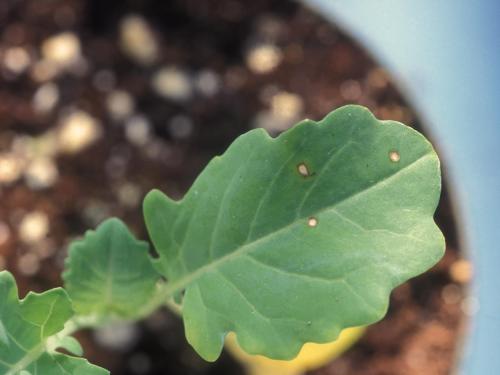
[0,271,107,375]
[144,105,445,361]
[63,218,161,319]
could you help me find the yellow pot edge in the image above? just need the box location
[225,326,366,375]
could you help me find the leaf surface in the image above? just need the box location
[63,218,161,319]
[0,271,107,375]
[144,105,445,361]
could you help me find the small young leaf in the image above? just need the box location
[63,218,161,319]
[0,271,107,375]
[56,336,84,357]
[24,352,107,375]
[144,105,445,361]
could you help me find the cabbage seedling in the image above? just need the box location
[0,105,444,374]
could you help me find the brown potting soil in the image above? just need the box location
[0,0,467,374]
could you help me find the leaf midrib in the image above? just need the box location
[162,151,434,297]
[4,342,45,375]
[4,296,60,375]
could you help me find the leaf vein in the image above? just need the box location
[208,148,258,260]
[245,139,307,242]
[295,139,354,218]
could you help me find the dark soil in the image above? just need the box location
[0,0,466,374]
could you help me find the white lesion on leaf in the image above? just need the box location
[389,150,400,162]
[297,163,309,177]
[307,217,318,227]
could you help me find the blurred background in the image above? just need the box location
[0,1,473,374]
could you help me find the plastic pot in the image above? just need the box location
[301,1,500,374]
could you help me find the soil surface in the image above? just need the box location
[0,0,467,374]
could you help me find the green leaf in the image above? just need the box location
[56,336,83,357]
[63,218,161,319]
[144,105,445,361]
[20,352,106,375]
[0,319,8,345]
[0,271,107,375]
